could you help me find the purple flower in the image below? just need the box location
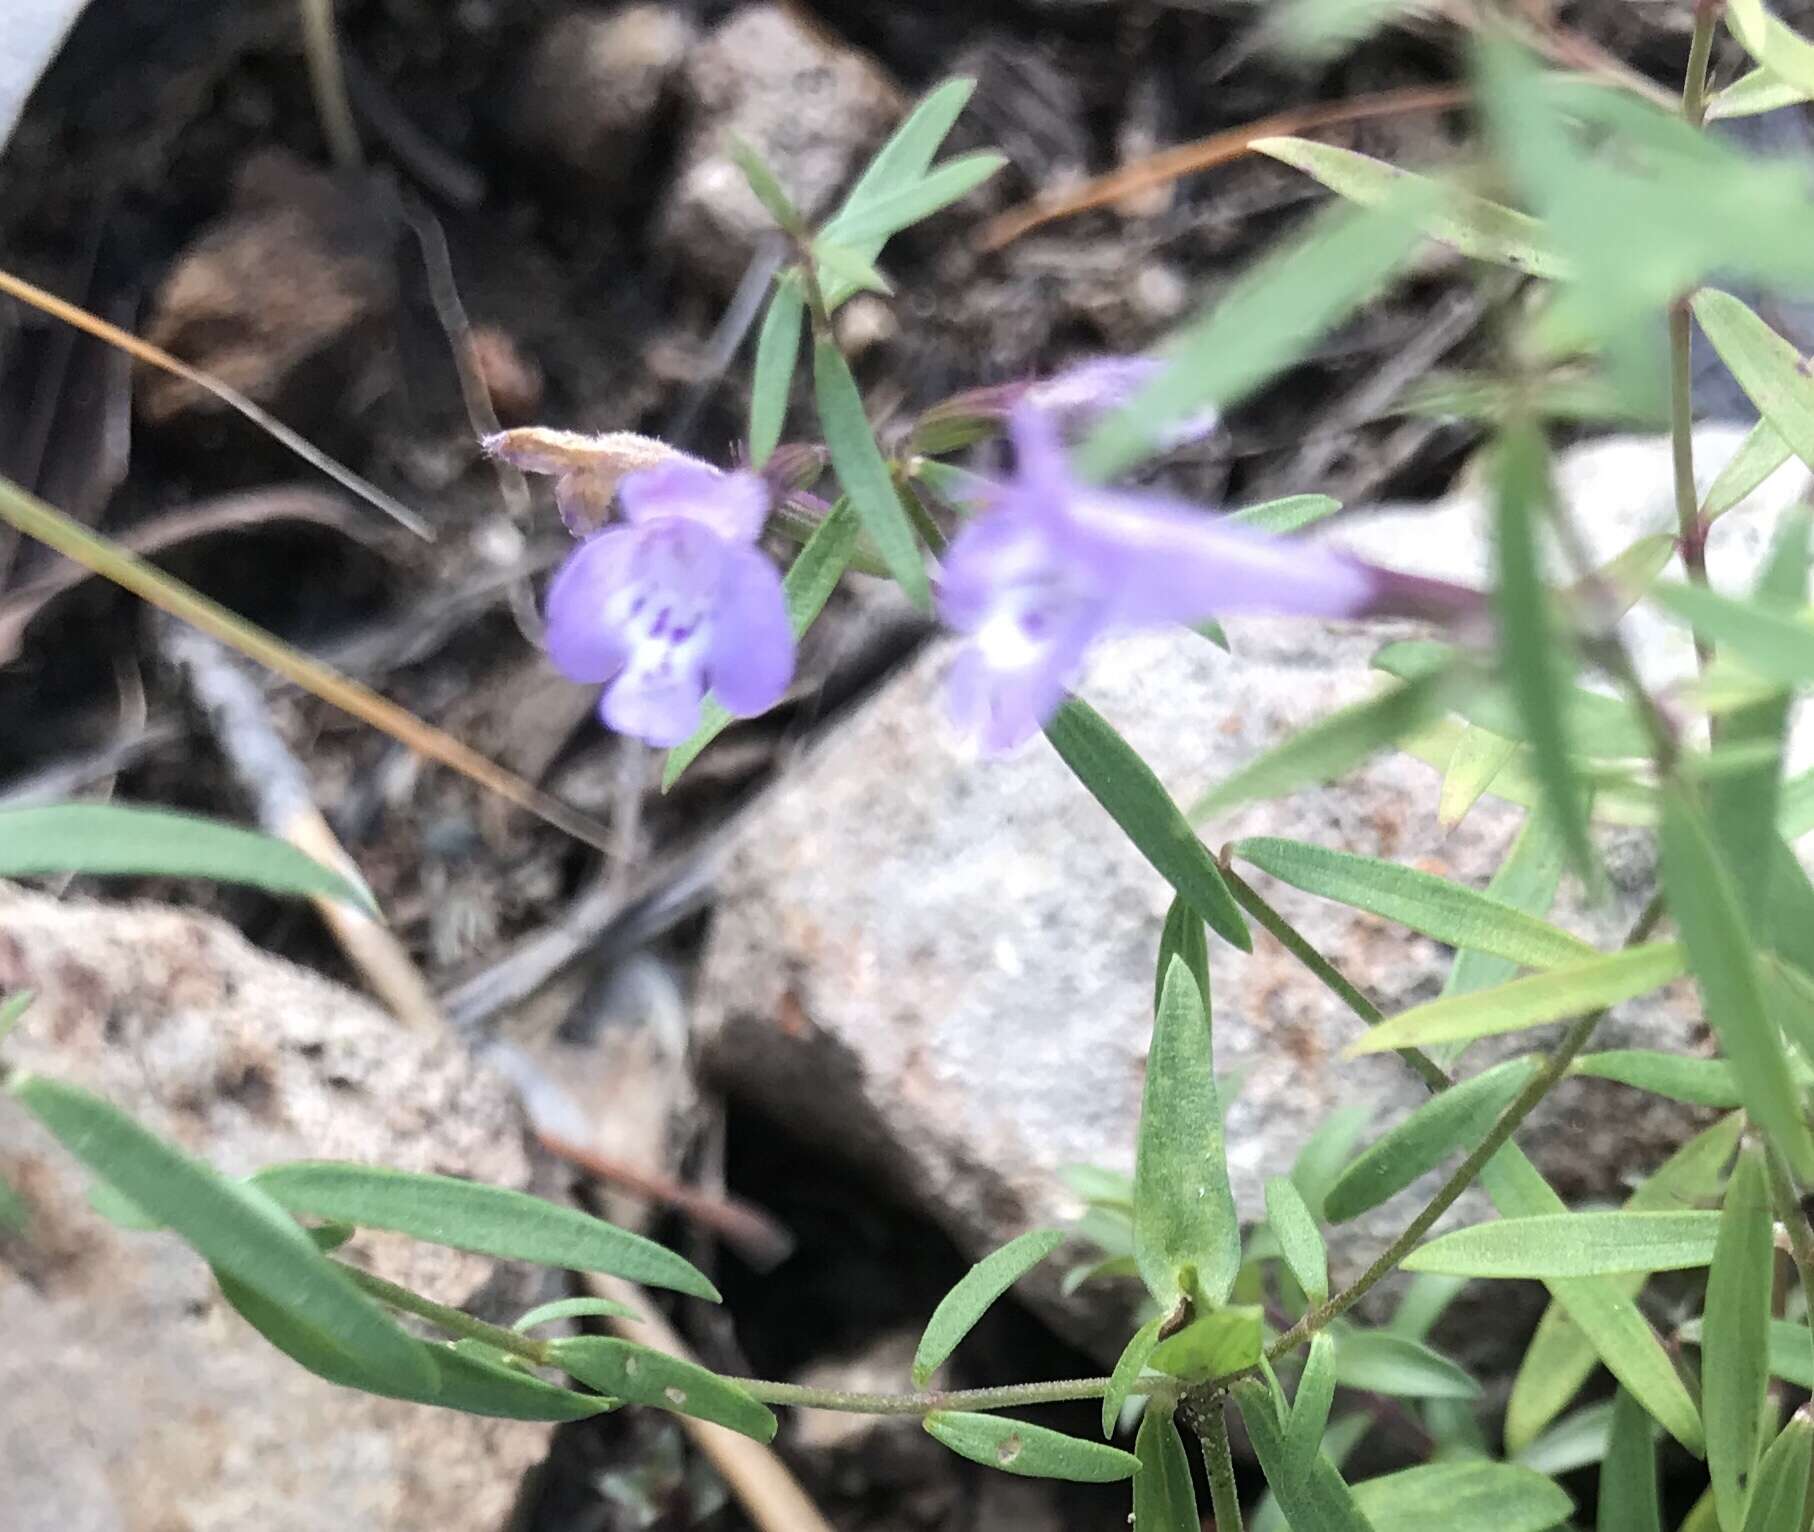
[1025,356,1220,451]
[543,459,793,746]
[936,406,1379,752]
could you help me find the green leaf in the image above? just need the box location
[1236,837,1594,970]
[1331,1327,1480,1401]
[725,133,804,234]
[913,1228,1064,1385]
[1490,422,1598,890]
[833,78,975,228]
[1235,1379,1378,1532]
[923,1411,1140,1482]
[1389,1272,1470,1343]
[1079,190,1431,480]
[1373,639,1654,761]
[0,988,32,1049]
[813,340,927,607]
[1191,674,1450,820]
[1566,1050,1742,1107]
[552,1336,776,1442]
[1288,1331,1339,1475]
[1404,1211,1721,1278]
[1263,0,1424,59]
[1133,1407,1200,1531]
[0,803,374,911]
[1323,1056,1541,1223]
[7,1074,433,1389]
[251,1162,719,1302]
[1652,580,1814,688]
[218,1271,613,1419]
[1253,137,1565,279]
[1502,1115,1739,1455]
[1513,1399,1615,1476]
[1705,1146,1773,1532]
[0,1173,26,1234]
[663,498,859,788]
[1661,784,1814,1179]
[1155,894,1211,1017]
[511,1296,641,1332]
[819,151,1005,247]
[1266,1176,1329,1306]
[811,240,894,298]
[1134,956,1241,1306]
[1291,1106,1373,1220]
[1694,289,1814,479]
[1727,0,1814,100]
[1439,725,1519,830]
[1350,1461,1573,1532]
[1703,420,1794,523]
[748,275,804,469]
[1349,942,1686,1055]
[1396,720,1659,828]
[1149,1304,1263,1382]
[1228,493,1344,535]
[1437,811,1569,1059]
[1740,1410,1814,1532]
[1103,1315,1164,1438]
[1760,1318,1814,1390]
[1046,699,1250,951]
[1600,1393,1665,1532]
[1706,66,1814,122]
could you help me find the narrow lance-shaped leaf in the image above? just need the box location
[1330,1327,1481,1400]
[1652,579,1814,687]
[1155,895,1210,1017]
[1484,1142,1708,1457]
[1726,0,1814,104]
[1566,1051,1742,1108]
[1702,417,1794,522]
[1499,1117,1739,1456]
[251,1162,720,1301]
[748,274,804,468]
[913,1228,1063,1385]
[1102,1315,1164,1439]
[1079,189,1432,480]
[818,151,1006,247]
[1694,288,1814,478]
[1149,1304,1263,1383]
[552,1336,776,1442]
[1348,942,1687,1055]
[1704,1145,1773,1532]
[0,803,375,912]
[1191,672,1450,820]
[1228,492,1343,535]
[1266,1175,1329,1305]
[1597,1389,1663,1532]
[8,1074,432,1390]
[1440,725,1519,829]
[1133,1407,1200,1531]
[1349,1461,1574,1532]
[218,1270,613,1420]
[1740,1410,1814,1532]
[1290,1105,1373,1220]
[1661,784,1814,1179]
[923,1411,1140,1482]
[1491,422,1599,891]
[1287,1331,1339,1475]
[1404,1211,1722,1278]
[662,497,860,789]
[1707,66,1814,123]
[1235,1379,1378,1532]
[1253,136,1565,279]
[511,1296,641,1332]
[1323,1056,1541,1223]
[1235,837,1594,970]
[1134,956,1241,1306]
[1046,699,1249,951]
[726,134,805,235]
[813,339,928,607]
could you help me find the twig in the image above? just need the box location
[159,619,443,1032]
[976,86,1466,250]
[341,53,485,209]
[0,268,430,538]
[1198,1394,1246,1532]
[298,0,364,172]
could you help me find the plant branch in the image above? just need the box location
[1197,1394,1246,1532]
[340,1264,554,1366]
[732,1375,1130,1416]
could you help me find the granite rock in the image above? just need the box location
[693,429,1813,1364]
[0,884,549,1532]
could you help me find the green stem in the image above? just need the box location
[1767,1145,1814,1325]
[1198,1395,1246,1532]
[341,1264,554,1366]
[733,1375,1127,1415]
[297,0,364,172]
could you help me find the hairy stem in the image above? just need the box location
[1198,1395,1246,1532]
[341,1264,554,1366]
[732,1375,1127,1415]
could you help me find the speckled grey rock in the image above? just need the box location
[657,4,899,293]
[693,429,1812,1364]
[0,884,549,1532]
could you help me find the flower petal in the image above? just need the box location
[707,545,794,717]
[600,670,706,748]
[946,644,1068,755]
[620,461,769,542]
[543,530,637,682]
